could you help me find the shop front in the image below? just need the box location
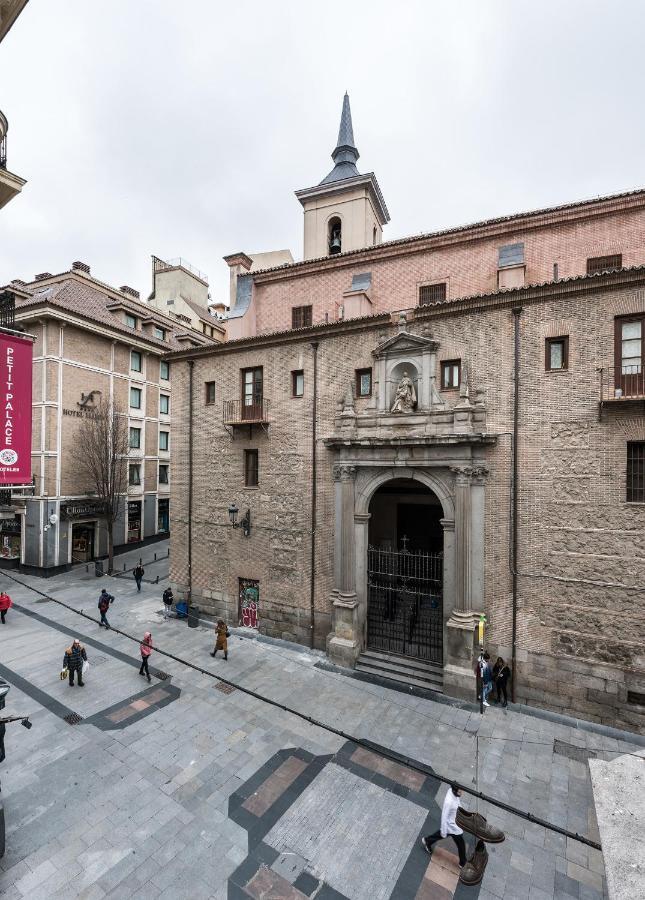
[158,498,169,533]
[71,522,96,563]
[0,515,22,566]
[127,500,142,543]
[61,500,106,566]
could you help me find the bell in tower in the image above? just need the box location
[329,218,342,255]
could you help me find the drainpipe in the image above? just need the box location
[187,360,194,608]
[309,341,319,649]
[511,307,522,702]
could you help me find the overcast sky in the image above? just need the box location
[1,0,645,305]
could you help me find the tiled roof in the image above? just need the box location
[14,278,211,351]
[252,186,645,279]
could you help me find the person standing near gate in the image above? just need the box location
[421,784,467,868]
[133,562,145,592]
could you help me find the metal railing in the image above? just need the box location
[223,398,270,425]
[0,291,15,328]
[153,255,208,283]
[599,365,645,402]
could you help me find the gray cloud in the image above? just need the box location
[1,0,644,303]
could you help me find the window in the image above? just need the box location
[159,394,170,415]
[126,314,137,329]
[618,318,642,375]
[291,370,304,397]
[129,427,141,449]
[205,381,216,405]
[441,359,461,390]
[241,367,263,419]
[355,368,372,397]
[130,350,142,372]
[154,326,166,340]
[160,360,170,380]
[627,442,644,503]
[498,243,525,268]
[587,254,622,275]
[419,283,447,305]
[159,430,169,452]
[292,305,312,329]
[129,464,141,486]
[545,336,569,371]
[130,387,142,409]
[244,449,259,487]
[159,464,169,485]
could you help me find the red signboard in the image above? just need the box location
[0,333,32,485]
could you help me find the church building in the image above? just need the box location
[167,95,645,733]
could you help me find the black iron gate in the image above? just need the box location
[366,543,443,664]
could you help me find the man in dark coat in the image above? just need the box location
[63,639,87,686]
[98,589,114,628]
[133,563,144,592]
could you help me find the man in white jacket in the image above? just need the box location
[421,783,467,867]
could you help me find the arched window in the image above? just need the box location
[328,217,342,255]
[373,226,377,245]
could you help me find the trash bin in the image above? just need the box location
[175,601,188,619]
[187,605,200,628]
[94,559,104,577]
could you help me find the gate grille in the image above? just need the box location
[367,545,443,664]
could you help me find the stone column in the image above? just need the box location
[443,465,488,699]
[327,464,361,668]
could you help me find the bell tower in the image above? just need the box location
[295,94,390,260]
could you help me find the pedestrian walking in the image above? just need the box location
[421,784,467,868]
[481,652,493,707]
[494,657,511,707]
[210,619,229,660]
[162,587,174,620]
[133,562,145,592]
[63,639,87,687]
[139,631,153,682]
[97,588,114,628]
[0,590,12,624]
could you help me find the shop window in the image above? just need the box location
[244,449,259,487]
[546,336,569,371]
[441,359,461,390]
[130,387,142,409]
[159,430,169,452]
[127,500,142,542]
[129,427,141,449]
[291,370,304,397]
[158,498,169,533]
[131,350,142,373]
[355,368,372,397]
[292,305,312,329]
[129,464,141,486]
[205,381,216,405]
[159,464,169,484]
[627,442,644,503]
[160,394,170,415]
[160,360,170,380]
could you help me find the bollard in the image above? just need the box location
[86,565,89,573]
[156,575,159,584]
[123,563,126,571]
[154,553,157,561]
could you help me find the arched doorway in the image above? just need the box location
[366,478,443,664]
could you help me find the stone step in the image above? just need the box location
[356,652,443,693]
[359,649,441,675]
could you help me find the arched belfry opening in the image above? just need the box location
[366,478,443,663]
[328,217,342,255]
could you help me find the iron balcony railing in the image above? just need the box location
[0,291,16,328]
[223,398,270,425]
[599,365,645,402]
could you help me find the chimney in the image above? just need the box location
[34,273,52,281]
[223,252,253,309]
[120,285,140,299]
[11,279,26,286]
[72,261,90,274]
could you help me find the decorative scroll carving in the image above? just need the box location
[333,464,357,482]
[449,465,489,484]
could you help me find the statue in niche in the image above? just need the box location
[390,371,417,413]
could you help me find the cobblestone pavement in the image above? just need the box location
[0,557,641,899]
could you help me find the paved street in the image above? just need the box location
[0,543,642,899]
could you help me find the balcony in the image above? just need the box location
[0,110,26,210]
[599,365,645,418]
[223,399,270,436]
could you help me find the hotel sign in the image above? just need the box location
[0,332,32,485]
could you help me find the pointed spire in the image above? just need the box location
[320,93,361,185]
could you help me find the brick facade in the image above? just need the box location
[169,264,645,733]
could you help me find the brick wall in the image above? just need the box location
[171,274,645,730]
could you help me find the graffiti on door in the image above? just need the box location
[239,578,259,628]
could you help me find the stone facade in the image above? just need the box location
[169,266,645,733]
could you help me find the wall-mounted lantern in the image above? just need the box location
[228,503,251,537]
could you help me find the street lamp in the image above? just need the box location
[228,503,251,537]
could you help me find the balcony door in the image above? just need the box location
[615,316,643,397]
[242,367,263,420]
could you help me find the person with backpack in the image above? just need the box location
[133,562,145,592]
[0,591,12,625]
[139,632,153,682]
[97,588,114,628]
[162,587,174,620]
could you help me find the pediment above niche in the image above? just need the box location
[372,330,439,359]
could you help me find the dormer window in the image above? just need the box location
[154,326,166,340]
[329,217,342,255]
[126,313,137,329]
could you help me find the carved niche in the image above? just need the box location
[371,326,445,414]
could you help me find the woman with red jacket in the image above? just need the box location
[0,591,12,625]
[139,632,153,683]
